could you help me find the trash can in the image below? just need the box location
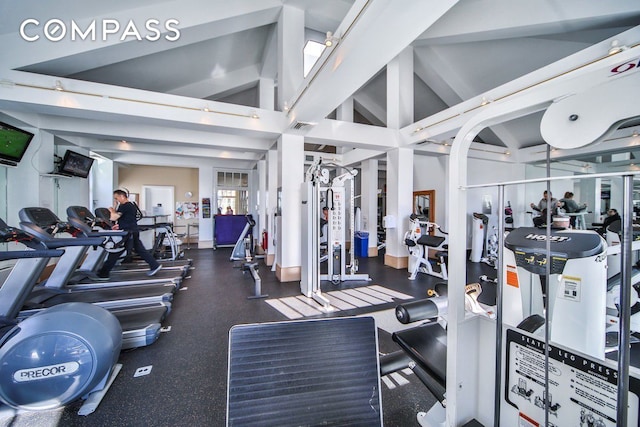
[354,231,369,257]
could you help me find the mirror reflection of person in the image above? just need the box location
[530,190,560,227]
[320,207,329,244]
[559,191,587,227]
[595,208,621,235]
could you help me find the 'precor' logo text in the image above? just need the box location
[20,19,180,42]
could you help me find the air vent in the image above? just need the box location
[289,121,317,132]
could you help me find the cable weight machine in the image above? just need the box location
[301,160,370,309]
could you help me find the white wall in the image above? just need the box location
[54,145,91,220]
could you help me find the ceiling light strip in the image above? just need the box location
[10,82,257,119]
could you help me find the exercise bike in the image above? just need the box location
[404,214,448,280]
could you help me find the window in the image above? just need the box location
[216,171,249,215]
[303,40,326,78]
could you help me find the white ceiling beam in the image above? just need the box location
[287,0,458,124]
[73,138,263,161]
[0,70,288,138]
[109,152,257,169]
[1,0,282,72]
[341,148,385,167]
[414,0,640,45]
[303,119,398,150]
[34,115,274,152]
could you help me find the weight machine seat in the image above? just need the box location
[417,235,446,248]
[392,322,447,401]
[227,317,382,427]
[435,251,448,260]
[392,322,447,386]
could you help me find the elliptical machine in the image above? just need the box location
[0,218,122,414]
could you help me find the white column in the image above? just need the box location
[277,5,304,110]
[6,129,51,227]
[276,133,304,282]
[578,177,598,225]
[360,159,379,256]
[257,159,267,249]
[609,176,624,218]
[384,46,414,267]
[266,149,278,265]
[198,166,214,249]
[258,77,275,111]
[387,47,414,129]
[336,96,354,122]
[384,148,413,268]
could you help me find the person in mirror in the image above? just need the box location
[320,207,329,245]
[596,208,621,235]
[530,190,560,227]
[226,206,234,215]
[97,189,162,279]
[559,191,587,228]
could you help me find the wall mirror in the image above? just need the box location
[413,190,435,224]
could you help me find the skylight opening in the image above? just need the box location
[303,40,326,78]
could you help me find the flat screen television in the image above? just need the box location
[0,121,34,166]
[58,150,95,178]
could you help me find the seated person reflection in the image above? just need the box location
[559,191,587,228]
[530,190,560,227]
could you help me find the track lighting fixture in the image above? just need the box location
[324,31,338,47]
[608,39,626,55]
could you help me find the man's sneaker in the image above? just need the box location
[95,274,110,281]
[147,264,162,277]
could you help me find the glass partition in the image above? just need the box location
[482,171,640,426]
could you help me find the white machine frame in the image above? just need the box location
[301,160,370,309]
[404,215,449,280]
[442,31,640,426]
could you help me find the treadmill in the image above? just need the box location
[18,207,176,308]
[20,207,186,291]
[0,218,169,349]
[70,205,192,275]
[94,206,193,270]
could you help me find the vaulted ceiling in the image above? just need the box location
[0,0,639,170]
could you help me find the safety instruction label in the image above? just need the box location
[505,328,639,426]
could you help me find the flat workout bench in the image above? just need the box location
[227,317,383,426]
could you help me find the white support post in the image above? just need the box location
[387,47,414,129]
[277,5,304,111]
[276,133,304,282]
[257,159,267,250]
[258,77,275,111]
[384,148,413,269]
[360,158,379,256]
[337,96,354,122]
[266,149,278,266]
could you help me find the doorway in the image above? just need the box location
[142,185,175,223]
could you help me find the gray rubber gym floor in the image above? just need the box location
[0,247,496,427]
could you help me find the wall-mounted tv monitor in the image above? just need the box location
[0,121,34,167]
[58,150,95,178]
